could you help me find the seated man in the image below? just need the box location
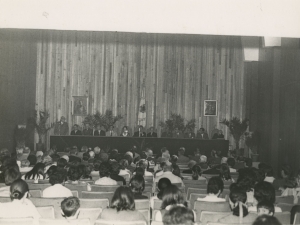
[177,147,189,164]
[61,196,80,220]
[197,176,225,202]
[163,206,195,225]
[43,170,73,198]
[70,124,82,135]
[196,128,209,139]
[172,127,184,138]
[68,147,81,163]
[182,160,197,174]
[82,123,93,136]
[106,125,118,137]
[155,161,183,185]
[94,124,105,136]
[147,127,157,137]
[184,129,196,139]
[95,162,117,185]
[133,125,146,137]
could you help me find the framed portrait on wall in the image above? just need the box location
[204,100,217,116]
[73,96,88,116]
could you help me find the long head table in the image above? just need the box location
[50,136,229,157]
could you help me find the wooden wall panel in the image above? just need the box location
[35,31,247,141]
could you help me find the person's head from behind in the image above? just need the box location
[163,205,194,225]
[82,152,90,162]
[10,179,29,201]
[157,178,172,199]
[135,167,145,176]
[187,160,197,169]
[99,162,111,178]
[257,200,275,216]
[129,175,145,194]
[119,159,128,170]
[89,151,95,159]
[191,165,202,180]
[5,167,21,186]
[200,155,207,163]
[111,186,135,211]
[170,155,178,164]
[61,196,80,219]
[49,170,66,185]
[281,165,292,178]
[244,158,253,167]
[124,154,133,165]
[229,186,248,217]
[252,215,282,225]
[57,158,68,168]
[254,181,276,205]
[81,145,88,153]
[111,162,121,175]
[207,176,224,197]
[172,164,181,178]
[161,147,169,156]
[94,147,101,155]
[227,157,235,168]
[219,164,231,181]
[265,165,274,177]
[161,185,186,209]
[68,166,81,181]
[163,161,173,172]
[27,155,37,166]
[178,147,185,156]
[46,165,57,177]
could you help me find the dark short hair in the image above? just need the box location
[227,158,236,167]
[82,152,90,161]
[57,158,67,168]
[219,164,231,181]
[163,206,194,225]
[61,196,80,217]
[254,181,276,204]
[51,154,60,163]
[46,165,57,176]
[129,175,145,194]
[257,200,275,215]
[161,185,186,209]
[111,186,135,211]
[252,215,281,225]
[244,158,253,167]
[27,155,37,166]
[281,165,293,177]
[265,165,274,176]
[135,167,145,176]
[157,178,172,199]
[68,166,81,181]
[229,186,248,217]
[99,162,111,177]
[5,168,21,185]
[192,165,202,180]
[49,170,66,185]
[111,162,121,175]
[10,179,29,200]
[207,176,224,195]
[93,160,101,171]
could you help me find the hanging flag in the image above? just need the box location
[138,88,146,127]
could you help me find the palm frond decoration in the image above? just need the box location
[159,113,196,133]
[220,117,249,150]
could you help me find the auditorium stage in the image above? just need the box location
[50,136,229,157]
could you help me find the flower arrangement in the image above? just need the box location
[83,110,123,131]
[159,113,196,133]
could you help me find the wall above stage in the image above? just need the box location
[35,30,247,140]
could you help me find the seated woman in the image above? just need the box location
[94,162,117,185]
[150,178,172,208]
[100,186,147,223]
[154,184,187,221]
[120,126,130,137]
[218,186,258,223]
[191,165,206,181]
[197,176,226,202]
[129,175,148,199]
[22,162,45,181]
[110,162,126,185]
[0,179,40,221]
[219,164,234,183]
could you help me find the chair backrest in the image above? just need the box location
[275,212,290,225]
[189,193,206,209]
[30,197,64,219]
[293,212,300,225]
[277,203,294,212]
[207,223,252,225]
[187,188,206,200]
[276,196,294,204]
[64,184,88,198]
[0,197,11,203]
[153,199,162,210]
[71,190,79,198]
[30,189,42,198]
[94,219,147,225]
[79,198,109,208]
[78,208,102,225]
[0,218,34,225]
[90,185,119,192]
[27,183,51,191]
[142,192,151,199]
[200,211,231,224]
[194,201,231,222]
[143,186,152,193]
[135,199,150,210]
[37,206,55,219]
[39,218,90,225]
[183,179,207,185]
[81,192,114,204]
[138,209,150,223]
[150,221,163,225]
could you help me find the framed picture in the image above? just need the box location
[73,96,88,116]
[204,100,217,116]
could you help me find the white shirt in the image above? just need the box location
[229,168,237,172]
[155,171,183,184]
[264,176,275,183]
[42,184,73,198]
[0,198,40,219]
[197,195,226,202]
[94,177,117,185]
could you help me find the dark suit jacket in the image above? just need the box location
[69,155,82,163]
[196,133,209,139]
[172,131,184,138]
[70,130,82,135]
[54,122,69,135]
[133,131,146,137]
[184,132,196,139]
[94,130,106,136]
[82,128,93,136]
[212,133,225,139]
[147,132,158,137]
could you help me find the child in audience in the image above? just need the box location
[94,162,117,185]
[129,175,148,199]
[197,176,225,202]
[155,184,187,221]
[191,165,206,181]
[218,186,258,223]
[163,205,195,225]
[257,200,275,216]
[61,196,80,220]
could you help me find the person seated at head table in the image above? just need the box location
[120,125,130,137]
[70,124,82,135]
[99,186,147,223]
[133,125,146,137]
[82,123,93,136]
[184,129,196,139]
[212,130,225,139]
[147,126,157,137]
[106,125,118,137]
[196,127,209,139]
[94,124,106,136]
[172,127,184,139]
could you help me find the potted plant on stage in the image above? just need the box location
[220,117,248,155]
[28,110,53,152]
[245,131,259,161]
